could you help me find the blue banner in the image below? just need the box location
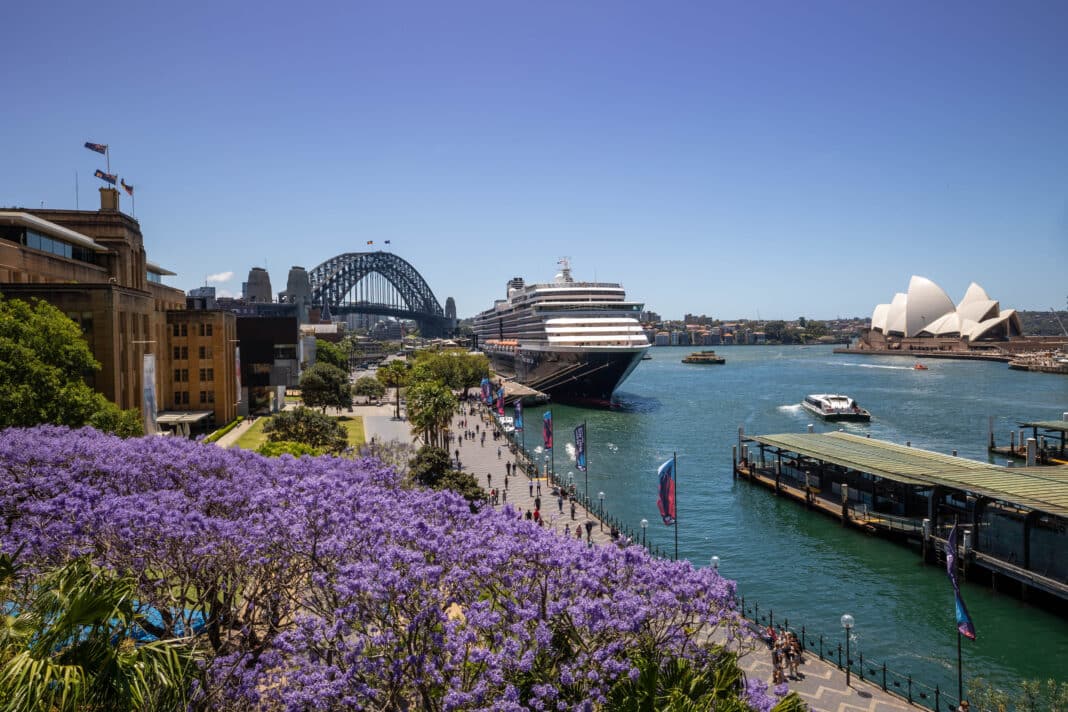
[480,377,491,404]
[657,457,676,525]
[574,423,586,472]
[514,401,523,431]
[497,387,505,416]
[945,524,976,639]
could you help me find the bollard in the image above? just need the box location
[837,643,842,669]
[952,449,957,457]
[882,663,887,691]
[1010,430,1016,453]
[859,653,865,680]
[935,685,940,712]
[988,415,995,449]
[819,634,823,661]
[1026,437,1037,467]
[908,675,913,704]
[807,423,814,433]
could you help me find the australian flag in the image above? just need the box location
[84,141,107,154]
[574,423,587,472]
[514,401,523,431]
[945,524,977,640]
[543,411,553,450]
[94,169,117,185]
[657,457,676,525]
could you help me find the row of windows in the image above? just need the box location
[173,391,215,407]
[172,346,214,360]
[4,227,100,265]
[171,323,215,337]
[173,368,214,382]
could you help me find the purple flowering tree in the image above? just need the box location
[0,427,797,711]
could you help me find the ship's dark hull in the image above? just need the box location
[487,346,646,402]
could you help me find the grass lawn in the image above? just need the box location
[230,414,365,452]
[337,416,365,447]
[231,418,269,451]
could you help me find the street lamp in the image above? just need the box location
[598,491,605,531]
[841,613,855,686]
[711,555,720,572]
[640,518,648,547]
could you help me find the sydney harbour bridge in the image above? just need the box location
[308,252,456,338]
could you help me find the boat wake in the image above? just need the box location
[564,443,576,462]
[830,361,913,371]
[777,404,803,413]
[605,443,619,452]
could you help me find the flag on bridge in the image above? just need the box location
[945,524,977,639]
[543,411,553,450]
[84,141,107,154]
[657,456,676,525]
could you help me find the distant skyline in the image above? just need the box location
[3,1,1066,320]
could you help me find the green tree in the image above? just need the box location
[377,360,411,420]
[352,375,386,400]
[88,403,145,438]
[299,362,351,413]
[0,295,128,431]
[0,553,198,712]
[315,338,348,371]
[406,380,457,449]
[263,406,348,453]
[409,445,453,488]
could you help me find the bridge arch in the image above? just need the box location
[308,252,451,337]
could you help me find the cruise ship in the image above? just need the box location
[472,260,650,402]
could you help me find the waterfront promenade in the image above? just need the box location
[454,402,924,712]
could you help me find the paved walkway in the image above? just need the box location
[221,396,927,712]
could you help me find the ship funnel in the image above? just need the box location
[507,277,524,296]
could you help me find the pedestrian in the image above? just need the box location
[455,449,460,462]
[575,526,583,541]
[534,496,541,511]
[557,494,564,513]
[533,508,540,523]
[570,500,576,520]
[487,473,492,488]
[529,481,534,497]
[564,523,570,537]
[957,702,970,712]
[502,488,507,502]
[504,474,509,490]
[536,482,541,497]
[497,446,501,459]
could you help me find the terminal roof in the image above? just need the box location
[747,431,1068,518]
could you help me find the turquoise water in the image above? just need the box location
[527,345,1068,695]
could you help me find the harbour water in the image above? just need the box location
[524,345,1068,695]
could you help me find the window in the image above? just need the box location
[173,324,180,337]
[173,346,181,360]
[199,368,207,381]
[180,324,187,337]
[205,323,213,336]
[181,346,188,359]
[199,391,207,403]
[181,369,189,382]
[198,323,205,337]
[206,368,214,381]
[198,345,212,359]
[173,369,181,382]
[173,346,187,360]
[174,391,189,407]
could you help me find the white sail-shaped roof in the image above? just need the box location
[905,276,956,337]
[871,304,890,333]
[886,293,908,335]
[868,276,1020,342]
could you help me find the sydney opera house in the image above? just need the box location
[855,276,1060,356]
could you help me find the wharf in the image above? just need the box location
[832,347,1010,362]
[499,379,549,405]
[734,430,1068,607]
[987,417,1068,465]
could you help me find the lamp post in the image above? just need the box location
[598,491,605,531]
[640,518,648,547]
[841,613,855,686]
[711,555,720,573]
[567,471,574,497]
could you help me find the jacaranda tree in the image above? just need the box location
[0,426,799,711]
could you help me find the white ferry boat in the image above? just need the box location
[801,394,871,422]
[472,259,650,402]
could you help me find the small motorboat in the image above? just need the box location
[914,363,929,370]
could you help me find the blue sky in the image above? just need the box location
[4,0,1066,320]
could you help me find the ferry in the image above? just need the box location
[472,259,650,402]
[682,350,726,364]
[801,394,871,422]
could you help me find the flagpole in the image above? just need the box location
[674,451,678,561]
[584,419,589,505]
[957,631,963,703]
[74,170,79,210]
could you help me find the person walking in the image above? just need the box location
[529,481,534,497]
[570,500,577,520]
[487,473,492,488]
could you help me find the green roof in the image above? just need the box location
[1018,419,1068,434]
[746,431,1068,518]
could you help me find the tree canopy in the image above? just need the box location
[262,406,348,453]
[0,295,142,435]
[352,375,386,400]
[376,359,411,419]
[299,362,351,412]
[406,379,456,449]
[314,338,348,371]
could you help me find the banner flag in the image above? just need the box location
[385,240,391,244]
[497,387,505,416]
[84,141,107,154]
[657,457,676,525]
[234,346,242,405]
[946,524,977,639]
[543,411,553,450]
[480,377,491,404]
[121,178,134,196]
[142,354,158,435]
[514,401,523,431]
[94,169,117,185]
[574,423,587,472]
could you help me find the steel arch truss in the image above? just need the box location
[309,252,446,332]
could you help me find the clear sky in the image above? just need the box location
[4,1,1066,320]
